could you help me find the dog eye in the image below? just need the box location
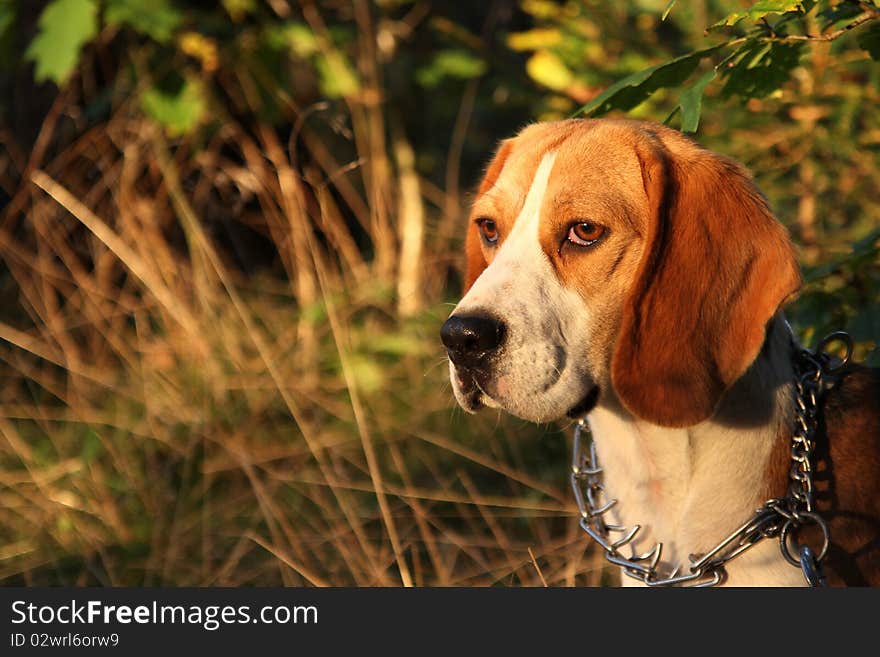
[477,218,499,244]
[567,222,605,247]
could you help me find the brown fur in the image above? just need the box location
[610,125,802,427]
[766,365,880,586]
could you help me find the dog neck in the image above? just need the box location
[586,313,803,585]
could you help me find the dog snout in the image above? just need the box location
[441,313,506,369]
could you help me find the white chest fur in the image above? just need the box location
[581,314,807,587]
[586,405,805,586]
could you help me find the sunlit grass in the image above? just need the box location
[0,107,611,587]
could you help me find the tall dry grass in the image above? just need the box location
[0,55,608,586]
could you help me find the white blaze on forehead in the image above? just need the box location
[510,150,558,243]
[457,151,557,310]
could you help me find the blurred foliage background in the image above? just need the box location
[0,0,877,586]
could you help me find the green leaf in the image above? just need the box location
[721,40,805,99]
[348,354,384,393]
[711,1,805,29]
[25,0,98,84]
[274,22,320,58]
[106,0,182,43]
[857,23,880,60]
[507,28,562,51]
[141,78,206,136]
[315,51,360,97]
[817,0,862,32]
[416,49,487,87]
[521,0,562,20]
[526,50,574,91]
[222,0,256,22]
[662,0,677,21]
[679,69,716,132]
[577,46,721,117]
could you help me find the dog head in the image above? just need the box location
[441,119,801,427]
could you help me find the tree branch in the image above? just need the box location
[722,9,880,52]
[765,10,879,44]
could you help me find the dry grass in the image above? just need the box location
[0,79,610,586]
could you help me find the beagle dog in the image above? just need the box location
[441,119,880,586]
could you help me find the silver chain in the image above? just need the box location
[570,331,853,587]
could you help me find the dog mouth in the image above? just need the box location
[454,368,491,412]
[565,385,600,419]
[454,363,599,420]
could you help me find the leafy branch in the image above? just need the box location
[576,0,880,132]
[747,5,879,43]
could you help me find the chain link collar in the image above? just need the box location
[570,331,853,587]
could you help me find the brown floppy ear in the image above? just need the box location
[611,134,802,427]
[464,139,514,291]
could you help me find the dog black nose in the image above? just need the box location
[441,313,506,366]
